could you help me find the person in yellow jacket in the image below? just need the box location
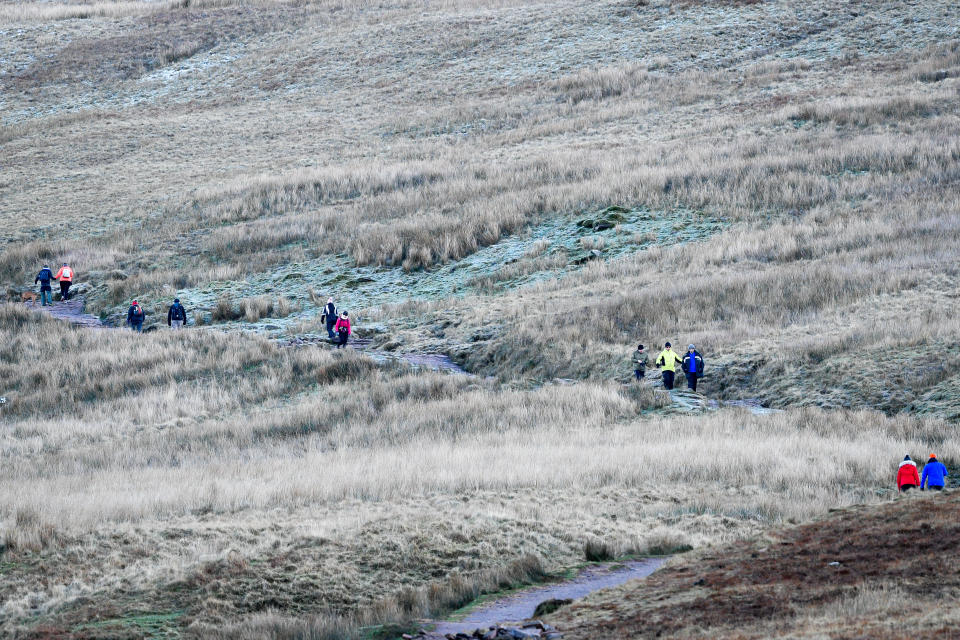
[655,342,681,390]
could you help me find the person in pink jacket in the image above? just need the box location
[333,311,351,349]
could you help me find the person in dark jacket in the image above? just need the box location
[127,300,145,332]
[34,265,53,306]
[681,344,705,392]
[167,298,188,329]
[921,454,948,491]
[334,311,351,349]
[323,297,338,339]
[897,455,920,492]
[632,344,648,382]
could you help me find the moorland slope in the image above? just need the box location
[1,0,959,638]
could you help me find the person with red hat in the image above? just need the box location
[126,300,145,332]
[921,454,948,491]
[897,455,920,492]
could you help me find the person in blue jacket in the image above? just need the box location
[921,454,948,491]
[34,264,54,306]
[681,344,705,392]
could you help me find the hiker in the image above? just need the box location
[897,455,920,492]
[167,298,188,329]
[655,342,681,390]
[323,297,337,339]
[54,263,73,301]
[334,311,351,349]
[632,344,648,381]
[126,300,145,332]
[34,264,53,306]
[681,344,705,392]
[921,454,948,491]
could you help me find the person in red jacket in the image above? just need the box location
[333,311,351,349]
[897,455,920,492]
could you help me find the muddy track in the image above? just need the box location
[285,334,471,375]
[24,298,470,375]
[427,559,666,638]
[24,297,104,328]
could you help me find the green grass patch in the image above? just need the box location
[75,611,185,639]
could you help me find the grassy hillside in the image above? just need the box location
[2,0,959,637]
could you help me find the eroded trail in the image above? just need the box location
[25,298,470,375]
[27,297,103,328]
[431,558,666,637]
[285,334,471,375]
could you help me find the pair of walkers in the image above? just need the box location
[897,454,949,492]
[126,298,188,332]
[634,342,704,391]
[34,263,74,305]
[322,297,352,348]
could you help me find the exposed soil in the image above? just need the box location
[26,297,102,329]
[549,492,960,639]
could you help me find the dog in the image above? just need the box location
[21,291,38,305]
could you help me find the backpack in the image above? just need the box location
[171,305,184,321]
[132,305,144,319]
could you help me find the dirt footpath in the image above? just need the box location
[549,492,960,639]
[25,297,103,328]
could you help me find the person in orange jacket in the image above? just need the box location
[333,311,351,349]
[897,455,920,492]
[54,263,74,301]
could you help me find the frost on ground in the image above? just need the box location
[1,0,960,638]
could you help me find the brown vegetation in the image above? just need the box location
[550,492,960,639]
[2,0,960,637]
[1,304,957,636]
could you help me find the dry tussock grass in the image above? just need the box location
[199,554,546,639]
[2,302,954,634]
[437,184,960,384]
[4,1,958,302]
[1,305,955,538]
[2,1,960,635]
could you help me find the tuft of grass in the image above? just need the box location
[584,538,616,562]
[212,294,240,321]
[3,506,60,552]
[241,295,274,322]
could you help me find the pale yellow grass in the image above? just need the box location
[2,2,958,302]
[1,1,959,636]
